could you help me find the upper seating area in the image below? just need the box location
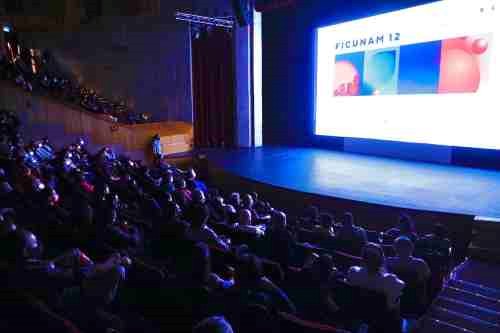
[0,108,496,333]
[0,32,148,124]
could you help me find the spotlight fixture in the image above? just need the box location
[175,12,234,29]
[3,26,11,33]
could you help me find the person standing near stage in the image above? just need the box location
[151,134,163,163]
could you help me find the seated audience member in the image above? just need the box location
[314,213,335,243]
[5,229,127,307]
[34,138,55,162]
[101,205,144,253]
[333,212,367,254]
[78,173,95,194]
[0,168,15,202]
[250,191,263,204]
[153,201,190,259]
[228,254,296,314]
[97,147,117,165]
[0,135,12,158]
[192,188,207,206]
[186,168,208,193]
[387,236,431,283]
[193,316,234,333]
[166,243,232,329]
[209,196,229,224]
[186,204,229,251]
[254,200,272,219]
[178,242,233,291]
[416,223,452,257]
[0,214,17,254]
[233,209,264,237]
[300,205,320,229]
[240,193,254,211]
[300,254,340,322]
[75,137,89,158]
[224,204,238,225]
[185,189,208,222]
[161,170,175,194]
[348,243,405,310]
[228,192,241,210]
[174,178,192,209]
[265,211,296,266]
[23,149,41,170]
[384,213,419,243]
[240,193,268,223]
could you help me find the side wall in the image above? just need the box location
[18,16,193,123]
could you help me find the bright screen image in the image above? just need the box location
[315,0,500,149]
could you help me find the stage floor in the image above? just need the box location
[205,147,500,217]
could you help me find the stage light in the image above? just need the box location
[3,26,11,33]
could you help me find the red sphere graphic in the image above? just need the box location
[438,49,480,93]
[471,38,488,54]
[334,61,360,96]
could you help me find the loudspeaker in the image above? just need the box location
[232,0,250,26]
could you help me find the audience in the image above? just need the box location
[0,109,456,332]
[0,46,145,124]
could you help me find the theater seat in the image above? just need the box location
[366,230,381,243]
[333,280,402,333]
[331,251,363,272]
[278,312,350,333]
[391,269,428,317]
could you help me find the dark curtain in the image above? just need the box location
[192,29,235,148]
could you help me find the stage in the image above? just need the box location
[205,147,500,218]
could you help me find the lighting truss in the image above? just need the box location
[175,12,234,28]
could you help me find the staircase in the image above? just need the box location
[417,260,500,333]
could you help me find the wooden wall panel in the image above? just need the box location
[0,82,193,161]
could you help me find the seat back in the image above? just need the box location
[298,228,319,243]
[381,244,396,257]
[334,280,401,333]
[366,230,381,243]
[332,250,363,272]
[278,312,347,333]
[391,269,428,316]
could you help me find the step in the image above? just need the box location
[450,279,500,300]
[418,316,476,333]
[441,286,500,312]
[430,305,500,333]
[435,296,500,323]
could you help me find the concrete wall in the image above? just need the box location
[13,0,235,123]
[18,16,193,123]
